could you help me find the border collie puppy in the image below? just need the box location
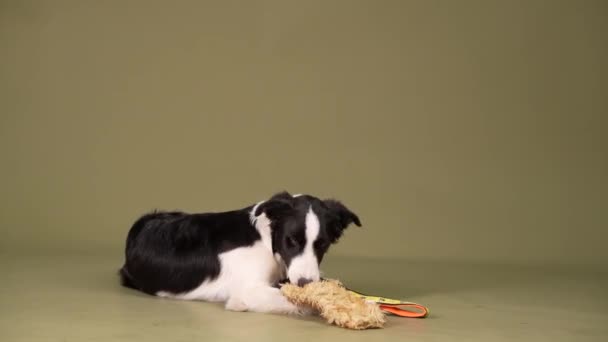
[119,191,361,315]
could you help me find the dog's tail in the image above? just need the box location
[118,266,138,290]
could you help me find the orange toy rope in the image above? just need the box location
[345,287,430,318]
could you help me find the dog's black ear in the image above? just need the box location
[323,199,362,229]
[255,191,295,219]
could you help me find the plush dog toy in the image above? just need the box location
[280,279,386,330]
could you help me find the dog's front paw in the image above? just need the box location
[225,297,248,312]
[294,305,316,316]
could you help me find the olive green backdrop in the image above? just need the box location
[1,0,606,266]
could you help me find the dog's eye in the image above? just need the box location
[286,236,298,248]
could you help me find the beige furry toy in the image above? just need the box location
[281,279,386,330]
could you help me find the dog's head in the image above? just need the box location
[254,191,361,286]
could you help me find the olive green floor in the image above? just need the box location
[1,254,606,342]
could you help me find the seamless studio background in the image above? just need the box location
[2,0,606,266]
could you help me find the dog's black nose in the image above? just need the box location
[297,278,313,287]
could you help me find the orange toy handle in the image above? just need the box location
[379,304,429,318]
[344,286,430,318]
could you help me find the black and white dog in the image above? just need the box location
[119,191,361,314]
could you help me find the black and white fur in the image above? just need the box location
[119,191,361,314]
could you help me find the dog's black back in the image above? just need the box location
[119,207,259,295]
